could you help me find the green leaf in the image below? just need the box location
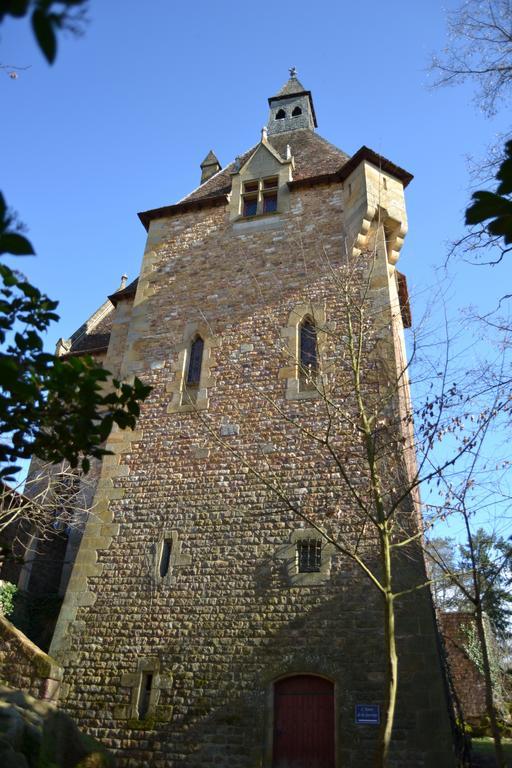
[31,7,57,64]
[487,217,512,245]
[0,233,35,255]
[5,1,31,19]
[496,157,512,196]
[497,140,512,195]
[465,191,512,225]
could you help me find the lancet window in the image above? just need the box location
[299,316,318,387]
[186,335,204,389]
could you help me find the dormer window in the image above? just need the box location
[241,177,279,217]
[276,108,286,119]
[292,106,302,117]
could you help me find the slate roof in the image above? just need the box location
[182,129,350,203]
[70,332,112,354]
[200,150,221,169]
[63,280,138,357]
[108,278,138,306]
[273,75,308,97]
[138,128,412,231]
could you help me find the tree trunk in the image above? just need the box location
[375,534,398,768]
[474,607,505,768]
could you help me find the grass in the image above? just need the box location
[472,738,512,766]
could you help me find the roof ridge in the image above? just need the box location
[68,297,114,346]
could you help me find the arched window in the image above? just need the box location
[187,335,204,388]
[276,108,286,119]
[292,106,302,117]
[299,317,317,377]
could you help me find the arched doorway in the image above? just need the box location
[272,675,335,768]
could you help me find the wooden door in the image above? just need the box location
[272,675,335,768]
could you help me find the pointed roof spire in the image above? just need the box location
[274,67,309,98]
[200,150,222,184]
[201,150,220,167]
[267,70,317,135]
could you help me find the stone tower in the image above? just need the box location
[50,73,456,767]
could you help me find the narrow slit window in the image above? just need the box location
[299,317,318,381]
[297,539,322,573]
[292,106,302,116]
[137,672,153,719]
[187,336,204,387]
[159,539,172,578]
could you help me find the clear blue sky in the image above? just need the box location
[2,1,511,539]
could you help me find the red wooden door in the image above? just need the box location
[272,675,335,768]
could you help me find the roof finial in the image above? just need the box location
[261,126,268,141]
[120,274,128,290]
[289,66,297,78]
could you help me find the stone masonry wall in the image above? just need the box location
[0,616,62,701]
[51,181,455,768]
[440,612,488,723]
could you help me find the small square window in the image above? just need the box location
[263,176,278,189]
[297,538,322,573]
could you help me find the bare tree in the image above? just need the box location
[431,0,512,118]
[432,1,512,272]
[0,460,96,565]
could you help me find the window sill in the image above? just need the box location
[167,397,209,414]
[237,210,282,222]
[286,386,322,401]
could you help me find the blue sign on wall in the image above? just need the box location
[355,704,380,725]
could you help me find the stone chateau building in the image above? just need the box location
[45,73,457,767]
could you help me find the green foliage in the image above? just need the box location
[466,139,512,246]
[459,529,512,640]
[472,736,512,758]
[0,0,89,64]
[462,620,504,701]
[428,530,512,641]
[0,580,17,616]
[0,192,151,480]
